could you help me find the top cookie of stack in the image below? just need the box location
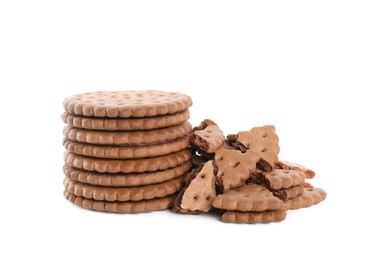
[62,90,193,213]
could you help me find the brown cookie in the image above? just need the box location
[275,160,316,179]
[64,149,192,173]
[63,90,192,118]
[213,184,283,212]
[271,184,304,200]
[173,161,216,214]
[64,191,175,213]
[63,136,190,159]
[214,149,260,192]
[63,175,184,201]
[63,161,192,187]
[190,119,224,153]
[283,187,326,210]
[61,110,190,131]
[225,134,237,145]
[222,209,287,223]
[234,125,280,171]
[254,169,306,190]
[63,122,192,145]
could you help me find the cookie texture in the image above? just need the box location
[63,161,192,187]
[214,149,260,192]
[222,209,287,223]
[63,136,190,159]
[254,169,306,190]
[173,161,216,214]
[190,119,224,153]
[63,122,192,145]
[64,191,175,213]
[284,187,326,210]
[63,90,193,118]
[61,110,190,131]
[272,184,305,200]
[213,184,283,212]
[234,125,279,171]
[64,176,184,201]
[64,149,192,173]
[275,160,316,179]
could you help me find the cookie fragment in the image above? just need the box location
[234,125,280,171]
[284,187,326,210]
[275,160,316,179]
[222,209,287,223]
[173,161,216,214]
[271,184,305,200]
[190,119,224,154]
[214,149,260,192]
[254,169,306,190]
[213,184,283,212]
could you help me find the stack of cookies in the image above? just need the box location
[173,123,326,223]
[62,91,193,213]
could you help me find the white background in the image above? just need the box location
[0,1,364,259]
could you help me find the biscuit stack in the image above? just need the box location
[62,91,193,213]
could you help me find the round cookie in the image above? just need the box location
[64,149,192,173]
[64,191,175,213]
[64,176,184,201]
[63,136,190,159]
[63,122,192,145]
[63,161,192,187]
[63,90,193,118]
[61,110,190,131]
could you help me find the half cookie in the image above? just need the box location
[173,161,216,214]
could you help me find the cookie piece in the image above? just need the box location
[284,187,326,210]
[225,134,237,145]
[63,136,190,159]
[64,191,175,213]
[64,149,192,173]
[63,90,193,118]
[255,169,306,190]
[173,161,216,214]
[64,175,184,201]
[271,184,304,200]
[190,119,224,153]
[213,184,283,212]
[222,209,287,223]
[63,161,192,187]
[234,125,280,171]
[214,149,260,192]
[61,110,190,131]
[63,122,192,145]
[275,160,316,179]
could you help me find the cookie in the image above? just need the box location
[213,184,283,212]
[63,161,192,187]
[214,149,260,192]
[63,122,192,145]
[271,184,304,200]
[254,169,306,190]
[190,119,224,154]
[64,175,184,201]
[234,125,280,171]
[275,160,316,179]
[64,149,192,173]
[222,209,287,223]
[61,109,190,131]
[173,161,216,214]
[283,187,326,210]
[225,134,237,145]
[63,90,192,118]
[64,191,175,213]
[63,136,190,159]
